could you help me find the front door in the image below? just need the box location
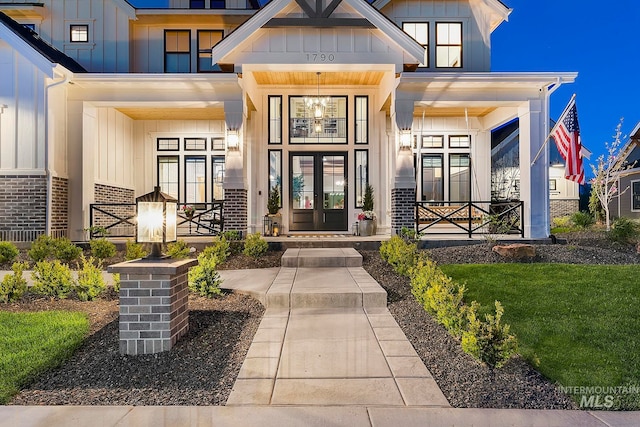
[289,152,347,231]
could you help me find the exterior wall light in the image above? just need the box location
[227,129,239,150]
[136,186,177,259]
[399,129,412,149]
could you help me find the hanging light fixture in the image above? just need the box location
[305,72,326,135]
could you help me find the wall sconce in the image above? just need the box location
[136,186,177,259]
[399,129,412,149]
[227,130,239,150]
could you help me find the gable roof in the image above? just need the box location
[0,12,86,74]
[212,0,426,66]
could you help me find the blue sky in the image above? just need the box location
[130,0,639,172]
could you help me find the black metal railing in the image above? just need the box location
[89,201,224,238]
[415,200,524,238]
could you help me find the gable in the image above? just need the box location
[212,0,425,71]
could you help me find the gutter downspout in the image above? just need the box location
[44,71,69,237]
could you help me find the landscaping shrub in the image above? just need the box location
[112,273,121,294]
[125,240,147,260]
[167,240,191,259]
[54,237,82,264]
[28,235,57,262]
[75,255,106,301]
[243,232,268,259]
[0,241,19,264]
[380,235,417,276]
[461,301,517,368]
[570,211,595,229]
[608,217,640,244]
[202,236,230,264]
[90,238,116,262]
[0,262,29,303]
[188,252,222,298]
[552,215,572,229]
[32,260,74,299]
[221,230,243,254]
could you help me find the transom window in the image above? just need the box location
[449,135,470,148]
[197,30,223,72]
[190,0,205,8]
[422,135,444,148]
[211,0,225,8]
[70,25,88,43]
[289,96,347,144]
[436,22,462,68]
[165,30,191,73]
[402,22,429,67]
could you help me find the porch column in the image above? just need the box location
[223,100,247,236]
[391,99,416,235]
[518,99,549,238]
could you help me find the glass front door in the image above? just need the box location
[289,152,347,231]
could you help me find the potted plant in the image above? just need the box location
[267,186,280,215]
[265,186,282,236]
[182,204,195,219]
[358,183,377,236]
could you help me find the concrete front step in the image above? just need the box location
[281,248,362,267]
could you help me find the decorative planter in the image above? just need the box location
[359,219,376,236]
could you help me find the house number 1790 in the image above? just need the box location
[306,53,335,62]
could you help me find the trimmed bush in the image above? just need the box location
[380,235,417,276]
[461,301,517,368]
[167,240,191,259]
[90,238,116,262]
[188,253,222,298]
[0,241,19,264]
[570,211,595,229]
[0,262,29,303]
[28,235,57,262]
[54,238,82,264]
[608,217,640,244]
[221,230,243,255]
[112,273,121,294]
[202,236,230,265]
[125,240,147,260]
[32,260,74,299]
[75,255,106,301]
[243,232,268,259]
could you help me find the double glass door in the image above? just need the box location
[289,152,347,231]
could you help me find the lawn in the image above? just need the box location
[440,264,640,409]
[0,311,89,404]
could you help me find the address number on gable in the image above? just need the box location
[306,53,335,62]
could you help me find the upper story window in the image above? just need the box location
[402,22,428,67]
[70,25,88,43]
[190,0,206,7]
[211,0,226,9]
[436,22,462,68]
[165,30,191,73]
[197,30,223,72]
[23,23,36,31]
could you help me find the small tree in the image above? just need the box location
[267,186,280,215]
[590,120,634,231]
[362,183,374,212]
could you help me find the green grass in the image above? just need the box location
[0,311,89,404]
[440,263,640,409]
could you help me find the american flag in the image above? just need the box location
[551,99,585,184]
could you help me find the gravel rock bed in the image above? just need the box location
[10,293,263,406]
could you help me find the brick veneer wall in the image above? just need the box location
[550,199,579,219]
[224,188,247,236]
[51,177,68,239]
[94,183,135,236]
[0,175,46,242]
[391,187,416,235]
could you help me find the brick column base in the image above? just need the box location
[108,258,197,355]
[391,187,416,235]
[224,188,248,236]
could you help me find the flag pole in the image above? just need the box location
[530,93,576,167]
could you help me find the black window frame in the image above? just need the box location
[211,137,225,151]
[422,135,444,149]
[355,149,369,208]
[268,95,283,145]
[184,155,207,206]
[157,137,180,151]
[184,137,207,151]
[212,155,226,201]
[210,0,226,9]
[197,29,224,73]
[436,22,463,69]
[164,29,191,73]
[70,24,89,43]
[449,134,470,148]
[157,155,180,200]
[288,95,348,145]
[402,22,429,67]
[449,153,471,203]
[355,95,368,145]
[421,154,444,202]
[190,0,205,8]
[632,181,640,211]
[268,149,283,208]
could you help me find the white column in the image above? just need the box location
[518,99,549,238]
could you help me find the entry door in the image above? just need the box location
[289,152,347,231]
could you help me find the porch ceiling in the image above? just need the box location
[251,71,385,86]
[413,105,497,117]
[116,107,226,121]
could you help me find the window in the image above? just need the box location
[268,150,282,208]
[422,155,443,201]
[185,157,206,204]
[633,181,640,210]
[197,30,223,72]
[422,135,444,148]
[185,137,207,151]
[289,96,348,144]
[157,138,179,151]
[355,150,368,208]
[210,0,225,8]
[449,135,470,148]
[158,156,179,199]
[449,154,470,202]
[70,25,88,43]
[355,96,368,144]
[402,22,428,67]
[23,23,35,31]
[436,22,462,68]
[165,30,191,73]
[212,137,225,151]
[549,179,557,191]
[268,96,282,144]
[212,156,225,201]
[190,0,205,7]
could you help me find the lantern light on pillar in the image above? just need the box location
[399,129,412,149]
[136,186,177,259]
[227,129,239,150]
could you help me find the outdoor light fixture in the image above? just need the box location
[136,186,177,259]
[314,120,323,134]
[227,129,239,150]
[399,129,412,148]
[272,222,280,237]
[306,72,326,121]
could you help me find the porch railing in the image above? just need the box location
[89,201,224,239]
[415,200,524,238]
